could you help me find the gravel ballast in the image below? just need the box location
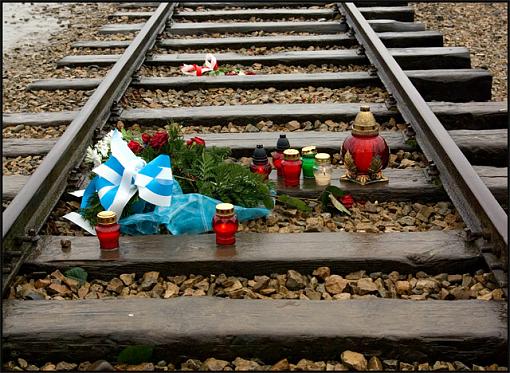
[154,45,349,55]
[6,354,505,371]
[2,3,119,114]
[43,199,463,237]
[413,2,507,101]
[139,63,369,76]
[121,86,389,109]
[9,267,504,302]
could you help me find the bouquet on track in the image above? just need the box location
[180,53,256,76]
[65,124,273,236]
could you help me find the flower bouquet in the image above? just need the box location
[180,53,256,76]
[65,124,273,236]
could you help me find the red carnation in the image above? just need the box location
[141,133,151,144]
[127,140,143,154]
[149,131,169,149]
[245,71,256,75]
[193,136,205,146]
[340,194,354,209]
[186,136,206,147]
[225,71,238,76]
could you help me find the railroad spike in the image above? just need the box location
[368,66,378,76]
[356,46,365,56]
[385,95,397,110]
[426,162,439,177]
[3,250,23,258]
[61,239,72,252]
[131,73,141,83]
[464,228,483,242]
[404,125,416,138]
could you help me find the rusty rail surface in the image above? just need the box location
[338,2,508,283]
[1,3,176,295]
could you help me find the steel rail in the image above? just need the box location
[338,3,508,263]
[2,3,176,292]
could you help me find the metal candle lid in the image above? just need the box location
[315,153,331,164]
[276,134,290,151]
[97,211,117,225]
[301,146,317,156]
[352,105,380,136]
[252,144,268,164]
[216,203,235,216]
[283,149,300,160]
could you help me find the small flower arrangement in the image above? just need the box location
[84,130,114,167]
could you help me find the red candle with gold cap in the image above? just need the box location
[212,203,238,245]
[341,105,390,185]
[281,149,302,187]
[95,211,120,250]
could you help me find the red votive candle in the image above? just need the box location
[212,203,239,245]
[249,144,272,180]
[281,149,302,187]
[95,211,120,250]
[272,134,290,177]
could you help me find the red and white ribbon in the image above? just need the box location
[180,53,218,76]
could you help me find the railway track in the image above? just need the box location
[2,2,508,370]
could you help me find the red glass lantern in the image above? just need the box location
[341,105,390,185]
[95,211,120,250]
[250,144,272,180]
[212,203,238,245]
[271,134,290,177]
[281,149,302,187]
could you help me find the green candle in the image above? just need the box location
[301,146,317,178]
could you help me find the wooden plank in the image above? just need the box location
[171,7,414,22]
[2,111,76,128]
[428,101,508,130]
[2,165,505,209]
[375,30,443,48]
[2,138,56,157]
[110,11,156,19]
[57,48,470,69]
[120,102,506,130]
[179,2,410,9]
[2,175,29,200]
[117,2,160,8]
[28,69,491,102]
[387,47,470,69]
[402,68,492,102]
[119,2,409,8]
[273,166,506,203]
[3,298,507,364]
[25,230,482,277]
[355,6,414,21]
[72,31,443,50]
[3,129,505,165]
[159,31,442,49]
[27,78,102,91]
[99,20,425,35]
[474,166,508,205]
[449,129,508,167]
[169,19,425,33]
[71,40,132,48]
[173,9,338,20]
[4,102,507,130]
